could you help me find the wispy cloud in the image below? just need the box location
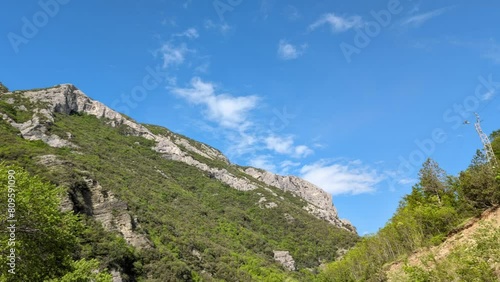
[265,135,313,158]
[265,135,294,154]
[204,20,232,35]
[294,145,313,158]
[300,159,384,195]
[170,77,259,129]
[402,7,451,28]
[158,43,190,69]
[174,28,199,39]
[309,13,363,33]
[157,25,312,172]
[249,155,277,172]
[277,40,307,60]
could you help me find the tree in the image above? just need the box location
[489,130,500,142]
[46,259,112,282]
[418,158,448,204]
[0,163,111,281]
[459,150,499,209]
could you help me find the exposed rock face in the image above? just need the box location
[273,251,296,271]
[245,168,355,232]
[80,177,151,249]
[1,84,355,233]
[2,85,255,192]
[36,154,151,249]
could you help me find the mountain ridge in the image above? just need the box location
[0,83,354,233]
[0,82,360,280]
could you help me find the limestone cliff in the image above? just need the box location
[245,168,355,232]
[0,84,355,233]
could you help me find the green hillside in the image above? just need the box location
[2,83,498,282]
[0,85,357,281]
[318,140,500,281]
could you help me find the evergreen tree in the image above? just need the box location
[459,150,499,209]
[418,158,448,204]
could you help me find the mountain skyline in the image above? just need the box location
[2,0,500,234]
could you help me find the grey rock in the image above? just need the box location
[111,269,123,282]
[35,154,152,249]
[245,168,355,232]
[273,251,295,271]
[16,105,27,111]
[4,84,355,234]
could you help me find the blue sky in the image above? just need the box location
[2,0,500,235]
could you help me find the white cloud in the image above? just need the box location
[264,135,313,158]
[265,135,294,154]
[402,7,450,27]
[300,160,384,195]
[174,28,199,39]
[294,145,313,158]
[249,155,277,172]
[158,43,190,69]
[277,40,307,60]
[171,77,259,129]
[226,131,258,157]
[309,13,363,33]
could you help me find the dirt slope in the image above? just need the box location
[386,206,500,280]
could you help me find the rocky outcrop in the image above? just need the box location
[171,135,229,165]
[245,168,355,232]
[67,176,151,249]
[273,251,296,271]
[1,84,355,232]
[1,85,255,191]
[36,155,151,249]
[0,112,77,148]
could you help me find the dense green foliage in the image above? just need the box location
[319,138,500,281]
[0,163,112,281]
[0,89,358,281]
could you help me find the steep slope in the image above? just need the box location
[386,205,500,281]
[0,84,357,281]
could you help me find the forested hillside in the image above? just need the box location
[318,135,500,281]
[0,84,357,281]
